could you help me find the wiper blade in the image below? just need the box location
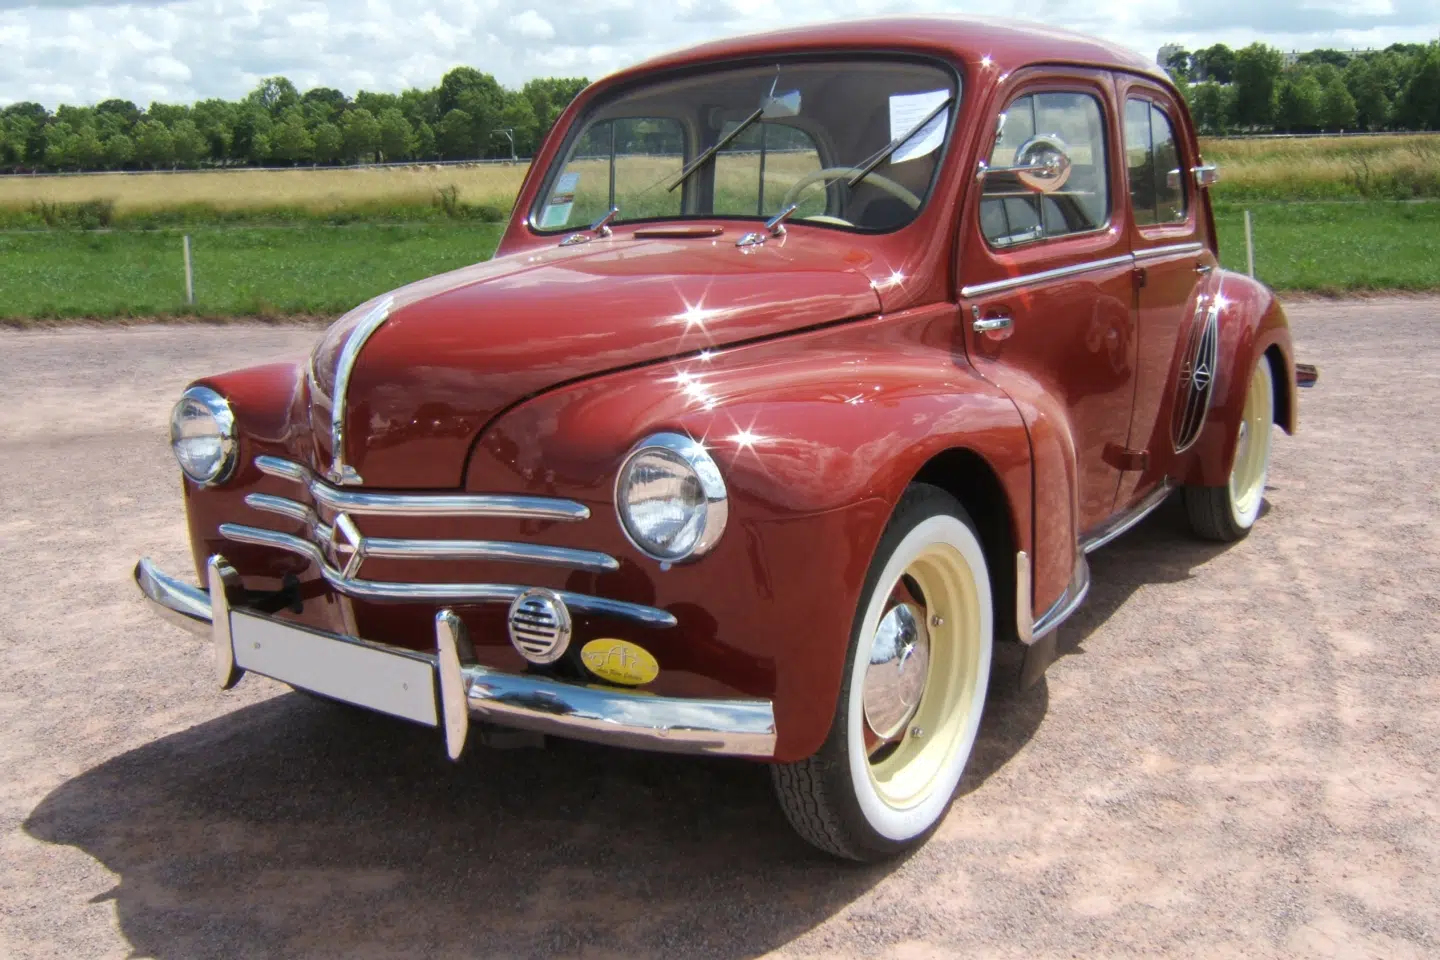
[665,106,765,193]
[846,94,955,191]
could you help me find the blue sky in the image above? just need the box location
[1,0,1436,108]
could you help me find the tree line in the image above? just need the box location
[2,40,1438,175]
[1166,41,1440,134]
[0,69,587,173]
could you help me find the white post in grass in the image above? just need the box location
[1243,210,1255,279]
[182,234,195,306]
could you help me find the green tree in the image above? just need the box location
[312,122,342,164]
[415,119,437,160]
[270,110,314,163]
[1163,48,1192,81]
[246,76,300,117]
[1188,81,1231,134]
[341,107,381,162]
[170,118,209,165]
[43,121,78,168]
[95,98,141,131]
[301,86,348,123]
[146,102,189,126]
[103,133,135,169]
[496,94,537,157]
[73,125,103,169]
[1275,70,1323,132]
[133,119,176,168]
[1320,72,1358,130]
[1192,43,1236,84]
[1395,45,1440,130]
[1345,58,1392,130]
[230,107,272,164]
[438,67,504,155]
[436,108,473,159]
[1233,43,1284,128]
[192,99,236,160]
[377,108,415,161]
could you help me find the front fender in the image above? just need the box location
[466,304,1032,761]
[1182,271,1296,489]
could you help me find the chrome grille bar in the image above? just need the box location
[219,523,675,627]
[244,493,618,573]
[254,455,590,521]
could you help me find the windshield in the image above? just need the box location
[532,58,960,234]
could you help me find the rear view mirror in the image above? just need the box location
[762,90,802,119]
[982,134,1073,194]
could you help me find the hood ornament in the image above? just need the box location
[325,295,394,486]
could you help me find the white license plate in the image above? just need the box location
[231,611,439,726]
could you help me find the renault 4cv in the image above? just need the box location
[136,18,1315,860]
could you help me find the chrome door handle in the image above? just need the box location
[1196,263,1213,275]
[972,313,1013,333]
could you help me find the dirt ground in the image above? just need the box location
[1,300,1437,959]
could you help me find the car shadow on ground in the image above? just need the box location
[23,495,1239,959]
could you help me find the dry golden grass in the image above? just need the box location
[1199,134,1440,200]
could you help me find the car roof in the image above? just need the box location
[614,16,1168,87]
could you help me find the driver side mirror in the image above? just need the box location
[980,134,1073,194]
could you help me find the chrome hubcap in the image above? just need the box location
[863,593,932,752]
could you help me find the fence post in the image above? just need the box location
[1243,210,1255,279]
[183,234,195,305]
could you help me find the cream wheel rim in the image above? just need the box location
[862,542,984,810]
[1229,361,1273,525]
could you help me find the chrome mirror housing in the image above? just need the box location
[981,134,1073,194]
[1192,164,1220,188]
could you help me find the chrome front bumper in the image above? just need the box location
[133,556,777,760]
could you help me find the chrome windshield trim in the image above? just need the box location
[218,523,675,626]
[961,254,1135,299]
[254,455,590,521]
[326,296,394,487]
[1133,242,1205,260]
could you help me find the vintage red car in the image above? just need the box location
[136,17,1314,860]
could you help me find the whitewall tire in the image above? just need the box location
[1186,357,1275,542]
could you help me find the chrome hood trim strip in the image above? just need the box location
[325,295,394,487]
[255,456,590,521]
[218,523,676,627]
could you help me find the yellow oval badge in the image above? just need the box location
[580,639,659,687]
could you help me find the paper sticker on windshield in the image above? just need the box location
[540,171,580,228]
[889,90,950,164]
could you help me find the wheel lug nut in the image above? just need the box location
[911,726,924,738]
[930,614,943,627]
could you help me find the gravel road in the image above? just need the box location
[2,300,1438,959]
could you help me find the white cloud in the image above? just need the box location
[0,0,1434,109]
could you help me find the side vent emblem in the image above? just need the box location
[1172,299,1220,453]
[507,588,573,664]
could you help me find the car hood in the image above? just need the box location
[307,233,882,488]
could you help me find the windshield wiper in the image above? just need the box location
[846,94,955,192]
[665,106,764,193]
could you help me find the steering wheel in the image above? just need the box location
[780,166,923,214]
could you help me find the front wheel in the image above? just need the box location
[771,485,992,861]
[1185,357,1275,541]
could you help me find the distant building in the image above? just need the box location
[1157,43,1185,69]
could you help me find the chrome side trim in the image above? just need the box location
[961,254,1135,299]
[218,523,677,626]
[326,296,395,487]
[1016,550,1035,645]
[464,665,777,757]
[1134,242,1204,260]
[255,455,590,521]
[134,557,212,635]
[132,560,771,758]
[1081,483,1173,555]
[1032,554,1090,641]
[245,492,616,573]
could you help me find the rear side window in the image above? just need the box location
[1125,99,1188,226]
[980,91,1110,247]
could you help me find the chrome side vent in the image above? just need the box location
[507,588,573,664]
[1172,300,1219,453]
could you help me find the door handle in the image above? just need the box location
[1196,262,1213,275]
[971,306,1013,333]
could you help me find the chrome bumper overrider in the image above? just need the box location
[133,557,777,759]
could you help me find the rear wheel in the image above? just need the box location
[1186,357,1275,542]
[771,484,992,861]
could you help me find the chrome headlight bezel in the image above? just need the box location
[169,385,238,486]
[614,432,728,563]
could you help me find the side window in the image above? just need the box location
[980,91,1109,247]
[538,117,684,229]
[1125,99,1188,226]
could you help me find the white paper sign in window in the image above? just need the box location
[541,171,580,228]
[889,89,950,165]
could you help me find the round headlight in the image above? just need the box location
[170,386,237,485]
[615,433,728,562]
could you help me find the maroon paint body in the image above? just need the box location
[175,19,1298,763]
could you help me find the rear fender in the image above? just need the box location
[1181,271,1296,488]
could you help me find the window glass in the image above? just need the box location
[980,91,1109,247]
[535,59,959,233]
[1125,99,1188,226]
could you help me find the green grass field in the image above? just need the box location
[0,202,1435,322]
